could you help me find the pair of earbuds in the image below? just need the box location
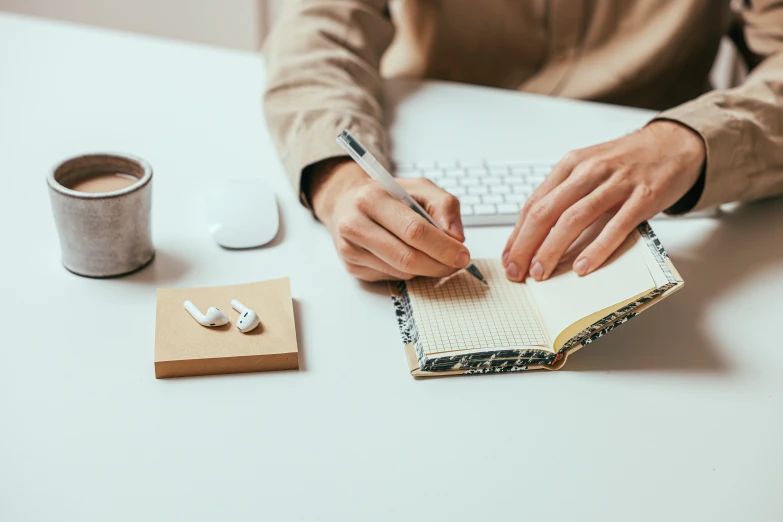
[183,299,260,333]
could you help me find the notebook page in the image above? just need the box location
[526,230,656,348]
[406,259,551,356]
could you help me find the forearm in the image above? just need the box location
[262,0,395,200]
[653,1,783,212]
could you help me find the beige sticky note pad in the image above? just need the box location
[154,277,298,378]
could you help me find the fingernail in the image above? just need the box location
[506,262,520,281]
[449,221,463,237]
[574,258,589,275]
[502,251,510,266]
[530,261,544,281]
[455,251,470,267]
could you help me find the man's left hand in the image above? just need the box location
[502,120,706,282]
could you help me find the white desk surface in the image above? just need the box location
[2,12,782,522]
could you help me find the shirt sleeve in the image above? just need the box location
[262,0,395,204]
[653,0,783,213]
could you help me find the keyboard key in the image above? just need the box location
[489,166,509,176]
[483,176,502,185]
[460,205,475,216]
[512,184,529,193]
[474,204,497,215]
[468,185,489,195]
[490,185,511,194]
[449,185,466,196]
[438,177,458,188]
[445,168,465,178]
[481,194,503,204]
[422,168,443,179]
[459,177,480,186]
[503,175,524,185]
[461,195,481,205]
[467,167,488,176]
[497,203,519,215]
[504,193,528,203]
[438,160,459,169]
[511,166,531,175]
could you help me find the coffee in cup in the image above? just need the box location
[47,153,155,277]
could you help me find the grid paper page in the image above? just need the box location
[406,260,549,355]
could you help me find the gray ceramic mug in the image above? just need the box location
[47,153,155,277]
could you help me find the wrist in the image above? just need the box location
[648,120,705,178]
[304,158,368,223]
[647,119,707,213]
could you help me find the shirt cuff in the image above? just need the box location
[651,92,757,213]
[277,116,390,212]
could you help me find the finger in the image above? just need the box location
[344,262,405,282]
[521,152,584,222]
[528,183,628,281]
[503,151,581,262]
[503,212,525,268]
[403,178,465,241]
[505,161,609,281]
[339,211,460,278]
[338,239,414,280]
[364,196,470,270]
[572,188,657,276]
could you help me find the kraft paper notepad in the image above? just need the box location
[391,222,683,377]
[154,277,298,378]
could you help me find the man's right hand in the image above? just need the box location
[307,158,470,282]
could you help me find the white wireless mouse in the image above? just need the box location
[206,178,279,249]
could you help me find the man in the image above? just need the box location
[263,0,783,283]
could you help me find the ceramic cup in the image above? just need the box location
[47,153,155,277]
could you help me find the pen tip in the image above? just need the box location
[465,264,488,286]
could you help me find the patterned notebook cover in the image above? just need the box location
[390,222,683,376]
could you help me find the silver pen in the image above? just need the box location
[336,130,487,285]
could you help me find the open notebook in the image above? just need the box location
[390,222,683,376]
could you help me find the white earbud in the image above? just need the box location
[231,299,260,333]
[183,300,229,327]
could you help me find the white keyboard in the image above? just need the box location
[394,160,553,226]
[394,160,721,226]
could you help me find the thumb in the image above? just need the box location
[408,179,465,242]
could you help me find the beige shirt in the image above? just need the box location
[263,0,783,213]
